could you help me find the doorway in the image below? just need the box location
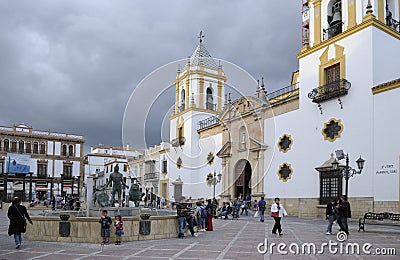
[234,159,252,199]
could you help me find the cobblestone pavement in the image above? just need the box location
[0,209,399,259]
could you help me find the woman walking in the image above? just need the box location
[8,197,33,249]
[270,197,287,236]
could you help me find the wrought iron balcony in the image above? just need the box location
[205,102,217,111]
[386,15,400,32]
[178,104,185,112]
[144,172,159,181]
[308,79,351,104]
[171,137,186,147]
[323,22,343,40]
[198,116,219,131]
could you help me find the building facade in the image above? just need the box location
[131,0,400,218]
[0,124,84,201]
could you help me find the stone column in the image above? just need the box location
[86,176,94,217]
[251,150,265,198]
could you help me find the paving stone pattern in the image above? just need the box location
[0,210,399,259]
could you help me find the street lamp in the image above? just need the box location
[207,171,222,215]
[331,150,365,197]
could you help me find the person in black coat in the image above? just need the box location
[336,195,351,235]
[7,197,33,249]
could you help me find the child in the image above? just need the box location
[99,210,112,244]
[114,215,124,245]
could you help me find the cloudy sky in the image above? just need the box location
[0,0,301,152]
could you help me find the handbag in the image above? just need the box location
[271,211,279,218]
[254,211,259,217]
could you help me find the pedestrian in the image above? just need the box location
[326,198,338,235]
[205,199,214,231]
[337,195,351,235]
[240,200,248,216]
[7,197,33,249]
[258,197,267,222]
[161,197,165,208]
[113,215,124,245]
[233,198,240,219]
[176,202,197,238]
[195,201,206,231]
[270,197,287,235]
[156,197,161,209]
[99,210,112,244]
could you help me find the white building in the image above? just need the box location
[84,145,142,195]
[131,0,400,218]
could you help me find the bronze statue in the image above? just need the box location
[106,164,129,206]
[128,180,141,207]
[93,185,109,207]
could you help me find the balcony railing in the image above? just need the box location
[198,116,219,131]
[205,102,217,111]
[144,172,159,180]
[171,137,186,147]
[308,79,351,103]
[178,104,185,112]
[386,15,400,32]
[323,22,343,41]
[266,84,298,100]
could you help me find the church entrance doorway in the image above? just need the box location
[234,159,252,199]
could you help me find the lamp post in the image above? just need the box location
[49,175,54,204]
[3,156,11,201]
[207,171,222,215]
[60,173,64,197]
[331,150,365,198]
[29,172,33,202]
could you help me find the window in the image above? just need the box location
[162,182,167,198]
[18,140,24,153]
[162,160,167,173]
[320,171,342,204]
[26,142,31,153]
[179,89,185,112]
[62,145,67,156]
[68,145,74,156]
[37,163,47,179]
[206,87,215,110]
[40,142,46,154]
[0,160,4,176]
[123,164,128,172]
[324,0,342,40]
[4,139,9,152]
[33,142,39,154]
[325,63,340,85]
[11,140,17,153]
[63,163,72,179]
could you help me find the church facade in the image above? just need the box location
[135,0,400,219]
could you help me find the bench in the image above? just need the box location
[358,212,400,232]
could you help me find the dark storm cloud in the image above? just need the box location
[0,0,300,151]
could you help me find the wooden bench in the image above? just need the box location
[358,212,400,232]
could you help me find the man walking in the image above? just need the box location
[258,197,267,222]
[337,195,351,235]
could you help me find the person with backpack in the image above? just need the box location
[258,197,267,222]
[195,201,207,232]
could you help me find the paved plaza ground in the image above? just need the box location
[0,209,399,259]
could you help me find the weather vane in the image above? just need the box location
[198,31,205,43]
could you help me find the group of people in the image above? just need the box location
[99,210,124,245]
[176,199,216,238]
[326,195,352,235]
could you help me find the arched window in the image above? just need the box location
[4,139,9,152]
[40,142,46,154]
[206,87,215,110]
[11,140,17,152]
[33,142,39,154]
[325,0,342,39]
[62,144,67,156]
[69,145,74,157]
[179,89,185,112]
[19,140,24,153]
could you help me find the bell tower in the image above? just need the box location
[170,32,226,148]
